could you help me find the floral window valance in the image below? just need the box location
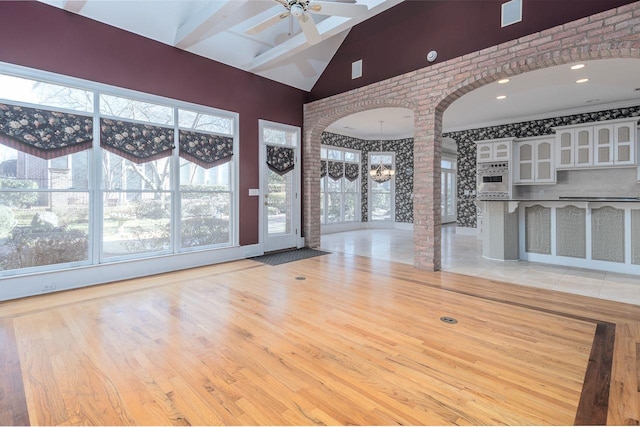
[0,102,93,159]
[328,161,344,180]
[266,145,295,175]
[179,130,233,169]
[345,163,359,182]
[320,160,327,178]
[100,118,174,163]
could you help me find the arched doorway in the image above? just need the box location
[304,8,640,272]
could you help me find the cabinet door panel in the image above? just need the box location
[478,144,492,162]
[614,123,635,165]
[556,131,573,167]
[574,128,592,166]
[594,125,613,165]
[520,163,532,181]
[537,162,551,181]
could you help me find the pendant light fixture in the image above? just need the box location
[369,120,395,183]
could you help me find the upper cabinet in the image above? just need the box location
[513,137,555,184]
[476,138,512,163]
[554,119,637,169]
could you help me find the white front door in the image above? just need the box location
[260,120,300,252]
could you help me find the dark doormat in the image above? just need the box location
[250,248,330,266]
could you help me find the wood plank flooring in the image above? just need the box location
[0,252,639,425]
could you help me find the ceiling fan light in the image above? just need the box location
[290,4,304,17]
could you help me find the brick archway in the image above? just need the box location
[303,2,640,271]
[302,98,417,249]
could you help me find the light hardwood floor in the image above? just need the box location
[0,253,639,425]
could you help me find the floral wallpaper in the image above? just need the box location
[444,104,640,228]
[0,102,93,159]
[100,118,174,163]
[179,130,233,169]
[321,132,414,223]
[266,145,295,175]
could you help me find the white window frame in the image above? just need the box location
[0,61,241,301]
[320,145,362,231]
[367,151,396,225]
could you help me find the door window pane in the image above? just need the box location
[267,169,291,234]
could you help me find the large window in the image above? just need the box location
[368,152,395,222]
[320,146,361,225]
[0,69,237,276]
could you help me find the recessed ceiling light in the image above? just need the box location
[496,95,507,100]
[576,78,590,84]
[571,64,585,70]
[498,78,510,84]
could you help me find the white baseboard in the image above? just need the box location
[0,244,261,302]
[321,222,363,234]
[455,226,479,236]
[394,222,414,230]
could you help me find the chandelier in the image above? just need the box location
[369,120,395,183]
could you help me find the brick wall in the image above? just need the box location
[303,2,640,271]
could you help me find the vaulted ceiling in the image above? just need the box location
[37,0,402,91]
[35,1,640,138]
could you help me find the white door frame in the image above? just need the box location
[258,119,302,252]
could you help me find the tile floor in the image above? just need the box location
[320,225,640,306]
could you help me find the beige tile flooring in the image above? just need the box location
[320,225,640,306]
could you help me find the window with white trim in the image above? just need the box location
[0,69,238,275]
[320,146,361,225]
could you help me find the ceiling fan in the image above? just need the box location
[245,0,368,45]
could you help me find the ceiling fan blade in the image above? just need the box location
[308,1,368,18]
[244,12,289,36]
[297,12,322,45]
[245,12,289,35]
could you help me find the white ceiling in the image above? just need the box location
[326,58,640,139]
[34,2,640,137]
[37,0,403,91]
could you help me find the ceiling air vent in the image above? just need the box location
[501,0,522,27]
[352,60,363,80]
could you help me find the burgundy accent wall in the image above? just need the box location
[0,1,306,246]
[309,0,637,101]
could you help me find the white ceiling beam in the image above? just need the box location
[247,16,351,72]
[62,0,87,13]
[175,0,274,50]
[247,0,404,72]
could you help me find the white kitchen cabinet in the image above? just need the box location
[554,126,592,168]
[555,118,637,169]
[476,138,512,163]
[477,142,493,162]
[574,127,593,167]
[614,121,636,165]
[513,137,555,184]
[556,129,573,168]
[536,139,554,182]
[593,124,613,166]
